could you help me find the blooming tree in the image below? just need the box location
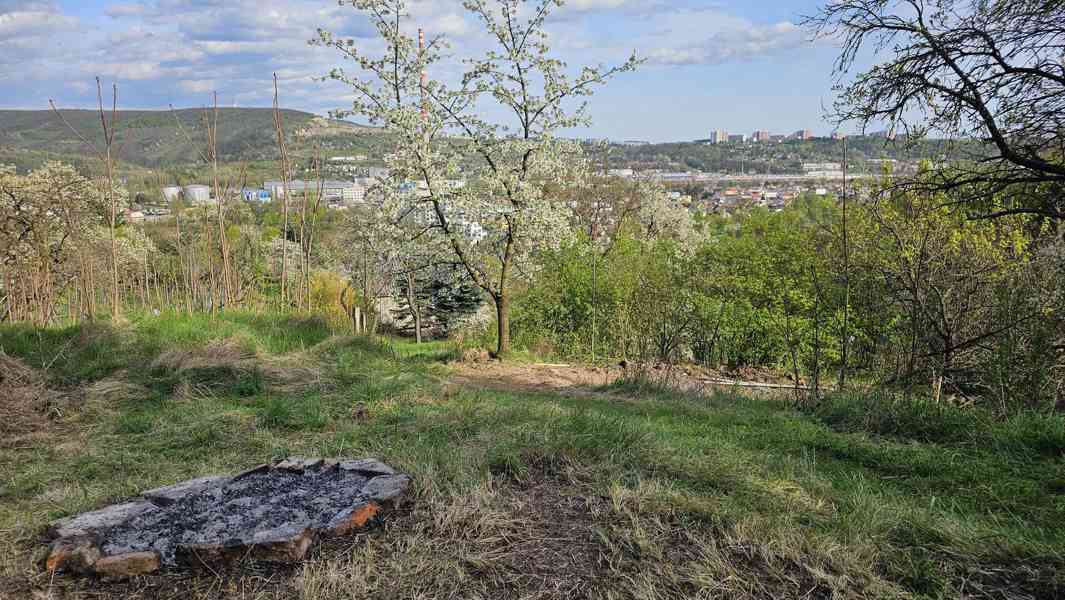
[0,162,148,324]
[318,0,638,355]
[341,203,401,335]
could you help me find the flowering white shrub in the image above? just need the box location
[318,0,638,353]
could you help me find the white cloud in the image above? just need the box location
[560,0,642,12]
[104,3,148,18]
[0,0,820,116]
[645,19,809,66]
[178,79,218,94]
[0,5,78,40]
[0,0,56,11]
[0,1,83,77]
[95,61,163,81]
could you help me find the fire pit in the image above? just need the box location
[44,457,410,579]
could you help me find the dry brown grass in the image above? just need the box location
[295,467,894,600]
[77,376,154,422]
[84,376,152,405]
[151,339,259,377]
[260,352,325,394]
[0,351,64,448]
[0,463,943,600]
[149,338,325,399]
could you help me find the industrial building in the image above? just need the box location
[262,180,368,206]
[161,186,182,203]
[802,162,845,178]
[183,185,211,205]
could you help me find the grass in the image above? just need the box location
[1,311,1064,599]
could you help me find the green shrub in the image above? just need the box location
[256,396,296,429]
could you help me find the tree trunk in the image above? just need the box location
[414,307,422,344]
[106,157,120,321]
[405,272,422,343]
[494,293,510,357]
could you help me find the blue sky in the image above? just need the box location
[1,0,858,142]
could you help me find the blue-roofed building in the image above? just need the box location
[242,188,272,203]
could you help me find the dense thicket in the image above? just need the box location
[513,178,1064,410]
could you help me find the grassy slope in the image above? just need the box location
[1,313,1063,599]
[0,109,323,167]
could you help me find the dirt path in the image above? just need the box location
[447,360,802,400]
[447,361,623,397]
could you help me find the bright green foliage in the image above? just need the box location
[515,183,1063,409]
[516,198,840,371]
[691,199,837,371]
[845,175,1057,407]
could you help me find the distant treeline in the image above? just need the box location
[600,137,990,175]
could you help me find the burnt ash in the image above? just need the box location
[43,458,410,579]
[103,465,370,565]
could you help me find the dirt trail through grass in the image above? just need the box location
[448,360,798,400]
[448,361,622,396]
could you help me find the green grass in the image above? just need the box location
[1,312,1064,599]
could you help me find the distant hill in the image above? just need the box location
[0,108,379,168]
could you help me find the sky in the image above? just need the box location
[0,0,859,142]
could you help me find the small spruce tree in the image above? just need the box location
[392,265,484,340]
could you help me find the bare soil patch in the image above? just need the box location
[298,463,855,599]
[447,361,623,396]
[447,359,800,400]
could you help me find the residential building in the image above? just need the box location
[708,129,728,144]
[728,133,747,143]
[752,130,771,143]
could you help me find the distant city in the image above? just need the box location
[130,124,919,225]
[606,128,897,146]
